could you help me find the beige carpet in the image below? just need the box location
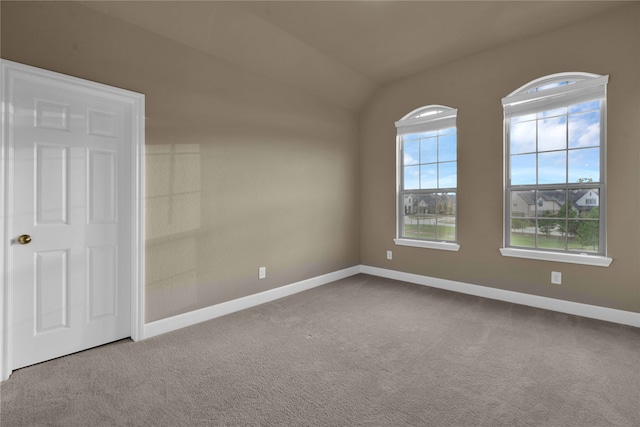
[1,274,638,426]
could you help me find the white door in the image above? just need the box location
[6,64,138,370]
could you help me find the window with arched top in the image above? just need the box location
[501,72,611,266]
[394,105,459,251]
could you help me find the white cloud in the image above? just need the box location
[575,123,600,148]
[404,153,416,165]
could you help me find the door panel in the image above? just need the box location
[88,245,118,320]
[36,143,69,224]
[35,250,69,332]
[88,149,117,224]
[10,73,132,370]
[35,98,69,131]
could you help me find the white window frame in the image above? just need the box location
[500,72,612,267]
[394,105,460,251]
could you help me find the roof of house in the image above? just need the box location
[515,189,599,207]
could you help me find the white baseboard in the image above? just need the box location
[360,265,640,328]
[143,264,638,339]
[143,266,361,339]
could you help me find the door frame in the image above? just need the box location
[0,59,145,381]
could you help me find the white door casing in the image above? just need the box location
[1,60,145,381]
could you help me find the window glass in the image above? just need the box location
[397,106,457,243]
[503,73,607,256]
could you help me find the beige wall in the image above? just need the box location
[2,1,638,322]
[1,1,360,322]
[360,3,640,312]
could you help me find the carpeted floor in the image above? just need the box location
[1,274,638,426]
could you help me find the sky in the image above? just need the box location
[400,97,601,190]
[509,100,601,186]
[403,127,456,190]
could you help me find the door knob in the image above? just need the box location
[17,235,32,245]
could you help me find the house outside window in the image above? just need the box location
[394,105,460,251]
[501,72,612,267]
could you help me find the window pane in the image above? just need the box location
[589,206,600,218]
[574,190,600,214]
[402,194,416,237]
[420,164,437,189]
[510,190,536,248]
[402,194,415,216]
[510,216,534,236]
[420,194,438,215]
[575,220,599,253]
[437,193,456,241]
[538,116,567,152]
[568,111,600,149]
[536,189,565,217]
[510,232,536,248]
[510,120,536,154]
[420,137,438,162]
[403,139,420,166]
[403,165,420,190]
[511,190,535,218]
[510,216,536,248]
[568,100,600,114]
[402,194,431,239]
[568,147,599,184]
[439,127,456,135]
[438,133,456,162]
[537,218,565,250]
[438,162,457,188]
[510,154,536,186]
[538,151,566,184]
[413,194,438,240]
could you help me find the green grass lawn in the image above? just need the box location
[403,223,456,241]
[510,233,598,252]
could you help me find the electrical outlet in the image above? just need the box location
[259,267,266,279]
[386,250,392,260]
[551,271,562,285]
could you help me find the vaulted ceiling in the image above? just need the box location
[81,1,626,111]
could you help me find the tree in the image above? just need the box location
[511,217,529,233]
[556,203,579,237]
[445,198,455,215]
[537,210,556,237]
[576,207,599,250]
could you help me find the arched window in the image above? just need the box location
[394,105,459,251]
[501,72,611,266]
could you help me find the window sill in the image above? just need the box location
[499,248,612,267]
[394,239,460,252]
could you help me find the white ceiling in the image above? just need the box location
[81,1,626,111]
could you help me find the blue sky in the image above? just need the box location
[403,128,456,190]
[509,100,601,186]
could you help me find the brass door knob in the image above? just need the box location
[17,235,32,245]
